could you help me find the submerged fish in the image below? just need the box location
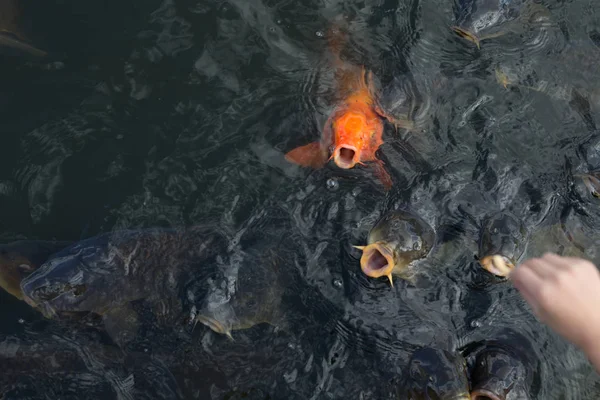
[0,239,71,300]
[464,331,535,400]
[285,22,412,190]
[0,0,47,58]
[399,347,470,400]
[19,226,296,344]
[478,213,527,277]
[0,331,183,399]
[20,227,225,346]
[354,210,435,286]
[469,349,531,399]
[451,0,551,49]
[195,249,288,340]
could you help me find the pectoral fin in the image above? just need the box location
[195,314,234,341]
[372,160,393,190]
[0,31,47,58]
[285,141,329,169]
[450,26,481,49]
[103,305,139,347]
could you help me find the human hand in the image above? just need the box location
[509,253,600,352]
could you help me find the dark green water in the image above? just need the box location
[2,0,600,398]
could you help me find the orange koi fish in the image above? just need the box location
[285,23,408,190]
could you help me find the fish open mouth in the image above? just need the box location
[30,282,87,303]
[356,242,395,285]
[480,255,515,277]
[470,389,503,400]
[333,145,358,169]
[451,395,471,400]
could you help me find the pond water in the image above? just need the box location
[1,0,600,399]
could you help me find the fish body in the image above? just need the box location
[469,349,530,400]
[19,227,226,346]
[195,249,287,340]
[354,210,435,286]
[478,213,527,277]
[18,226,292,343]
[463,330,535,400]
[451,0,550,48]
[285,23,410,190]
[399,347,470,400]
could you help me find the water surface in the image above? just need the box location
[1,0,600,398]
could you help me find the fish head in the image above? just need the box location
[470,347,530,400]
[331,110,369,169]
[478,213,526,277]
[401,348,470,400]
[575,172,600,199]
[196,252,286,338]
[356,210,435,285]
[0,240,71,300]
[20,236,141,319]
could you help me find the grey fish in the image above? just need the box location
[353,209,435,286]
[399,347,470,400]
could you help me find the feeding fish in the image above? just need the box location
[464,331,535,400]
[399,347,471,400]
[478,213,527,277]
[354,210,435,286]
[285,22,413,190]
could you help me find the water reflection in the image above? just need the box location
[0,0,599,398]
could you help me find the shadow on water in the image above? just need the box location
[1,0,600,399]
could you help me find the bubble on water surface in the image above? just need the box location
[332,278,343,289]
[470,319,482,328]
[326,178,339,191]
[315,31,324,37]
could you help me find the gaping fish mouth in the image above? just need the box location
[21,281,88,319]
[452,394,471,400]
[480,255,515,277]
[355,242,395,286]
[333,145,359,169]
[29,282,88,303]
[195,315,234,340]
[470,388,504,400]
